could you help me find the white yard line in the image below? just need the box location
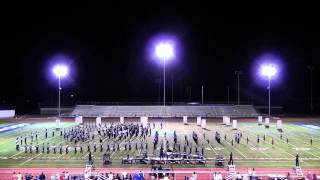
[8,134,57,159]
[196,125,248,158]
[18,153,42,166]
[237,130,272,158]
[207,127,248,159]
[240,127,295,158]
[286,134,320,149]
[225,128,271,159]
[283,125,320,151]
[288,136,320,151]
[118,134,143,159]
[229,142,248,159]
[83,152,90,158]
[9,150,25,158]
[247,139,272,158]
[194,127,218,155]
[263,128,320,158]
[110,136,128,158]
[207,143,218,155]
[54,140,68,159]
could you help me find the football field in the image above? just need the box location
[0,118,319,168]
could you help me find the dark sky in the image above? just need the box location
[1,2,320,113]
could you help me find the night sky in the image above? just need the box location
[1,3,319,114]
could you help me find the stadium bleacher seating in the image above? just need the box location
[69,105,258,117]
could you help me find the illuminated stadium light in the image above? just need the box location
[261,64,277,78]
[259,64,278,117]
[253,53,283,117]
[155,41,175,107]
[155,42,174,60]
[52,64,69,117]
[147,34,180,106]
[53,65,69,78]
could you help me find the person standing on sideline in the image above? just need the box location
[229,152,234,165]
[295,154,300,167]
[192,172,197,180]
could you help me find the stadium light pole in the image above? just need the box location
[201,85,204,104]
[155,42,174,106]
[261,64,277,117]
[53,65,69,117]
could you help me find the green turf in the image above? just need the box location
[0,120,319,168]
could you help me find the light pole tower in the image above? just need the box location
[201,85,204,104]
[53,65,68,117]
[155,42,174,106]
[261,65,277,117]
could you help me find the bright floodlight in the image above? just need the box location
[261,64,277,78]
[53,65,68,78]
[155,42,174,60]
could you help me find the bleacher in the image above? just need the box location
[69,105,258,118]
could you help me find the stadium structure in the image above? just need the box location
[1,103,320,180]
[42,104,259,117]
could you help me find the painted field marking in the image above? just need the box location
[250,147,268,151]
[207,143,218,155]
[240,126,295,158]
[292,147,310,151]
[248,145,272,158]
[18,153,42,166]
[9,150,25,158]
[110,134,129,158]
[289,137,320,151]
[229,141,248,159]
[82,152,90,160]
[53,139,68,159]
[268,129,320,158]
[203,124,251,158]
[131,134,144,159]
[112,134,140,159]
[194,126,218,155]
[213,128,249,159]
[243,131,272,158]
[283,124,320,151]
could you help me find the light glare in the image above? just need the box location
[261,64,277,78]
[53,65,68,78]
[155,42,174,60]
